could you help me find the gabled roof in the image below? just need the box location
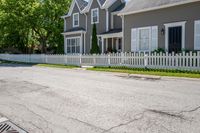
[81,0,107,12]
[99,0,106,6]
[82,0,124,13]
[113,2,126,12]
[61,0,88,18]
[119,0,200,16]
[62,0,125,18]
[77,0,88,10]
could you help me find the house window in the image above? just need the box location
[66,37,80,54]
[73,13,79,27]
[131,26,158,52]
[91,8,99,24]
[139,28,150,51]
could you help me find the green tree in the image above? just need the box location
[90,24,100,54]
[0,0,72,54]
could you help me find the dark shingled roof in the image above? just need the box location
[99,0,106,6]
[76,0,88,11]
[64,27,85,33]
[113,2,126,12]
[120,0,198,14]
[100,29,122,35]
[64,0,88,16]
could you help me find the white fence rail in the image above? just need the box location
[0,52,200,71]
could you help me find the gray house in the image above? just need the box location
[119,0,200,53]
[62,0,125,54]
[62,0,200,54]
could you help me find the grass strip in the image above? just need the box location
[36,64,78,69]
[87,66,200,79]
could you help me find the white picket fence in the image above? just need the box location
[0,52,200,71]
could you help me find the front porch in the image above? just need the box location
[98,29,123,54]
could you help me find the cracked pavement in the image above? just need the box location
[0,64,200,133]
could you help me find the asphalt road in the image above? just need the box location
[0,63,200,133]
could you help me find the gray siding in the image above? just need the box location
[85,0,107,53]
[113,15,122,29]
[108,0,123,29]
[65,3,86,31]
[123,2,200,52]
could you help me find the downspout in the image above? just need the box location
[64,18,67,32]
[63,17,67,54]
[84,13,87,54]
[106,9,109,32]
[122,15,125,52]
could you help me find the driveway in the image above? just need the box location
[0,63,200,133]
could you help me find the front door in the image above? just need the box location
[168,26,182,53]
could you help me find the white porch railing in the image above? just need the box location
[0,52,200,71]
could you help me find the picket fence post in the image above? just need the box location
[79,54,82,66]
[144,54,148,69]
[108,54,111,66]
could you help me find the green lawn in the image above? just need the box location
[87,67,200,79]
[36,64,78,69]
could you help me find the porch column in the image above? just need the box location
[64,36,66,54]
[84,33,86,54]
[102,37,104,54]
[116,38,119,51]
[112,38,114,49]
[106,38,108,52]
[80,33,83,54]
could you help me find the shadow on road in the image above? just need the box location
[0,60,36,68]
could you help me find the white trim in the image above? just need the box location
[194,20,200,50]
[102,37,104,54]
[118,0,200,16]
[102,0,117,9]
[62,30,86,35]
[61,0,83,18]
[122,15,125,52]
[84,33,86,53]
[73,13,79,27]
[91,8,99,24]
[164,21,186,51]
[131,26,158,52]
[138,26,152,52]
[80,33,83,54]
[111,13,114,29]
[65,36,82,54]
[82,0,102,13]
[64,19,67,31]
[106,9,109,31]
[82,0,117,13]
[97,32,123,38]
[106,38,108,52]
[64,36,67,54]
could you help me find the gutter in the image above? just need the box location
[118,0,200,16]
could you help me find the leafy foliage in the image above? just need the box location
[90,24,100,54]
[0,0,72,54]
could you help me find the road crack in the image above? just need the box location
[102,105,200,133]
[102,112,146,133]
[68,117,106,132]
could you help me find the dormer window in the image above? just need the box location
[91,8,99,24]
[73,13,79,27]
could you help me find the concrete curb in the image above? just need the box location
[112,72,200,81]
[129,74,161,80]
